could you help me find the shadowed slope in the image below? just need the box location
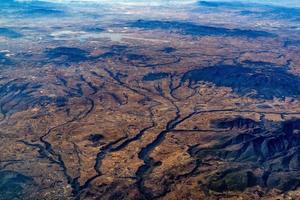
[181,65,300,99]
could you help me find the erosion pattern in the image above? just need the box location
[1,0,300,200]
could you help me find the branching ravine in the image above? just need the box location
[135,108,198,199]
[12,65,300,200]
[76,104,158,198]
[133,104,300,199]
[18,76,96,199]
[20,97,94,198]
[74,68,161,199]
[102,68,300,199]
[73,135,129,200]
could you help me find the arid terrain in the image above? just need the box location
[1,0,300,199]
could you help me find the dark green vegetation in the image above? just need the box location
[129,20,275,38]
[88,134,105,143]
[0,171,34,200]
[45,47,90,64]
[143,72,170,81]
[181,65,300,99]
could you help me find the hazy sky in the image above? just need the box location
[12,0,300,8]
[15,0,197,5]
[203,0,300,7]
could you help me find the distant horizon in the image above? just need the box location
[12,0,300,7]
